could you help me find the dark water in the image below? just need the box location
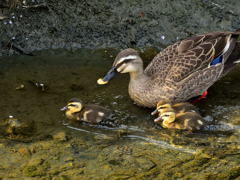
[1,48,240,178]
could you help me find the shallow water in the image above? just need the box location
[1,48,240,179]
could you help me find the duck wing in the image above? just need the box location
[145,30,240,83]
[173,63,224,102]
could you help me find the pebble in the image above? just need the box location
[53,131,67,142]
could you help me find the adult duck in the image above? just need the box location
[97,29,240,108]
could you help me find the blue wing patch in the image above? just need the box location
[211,56,222,65]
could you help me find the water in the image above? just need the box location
[1,48,240,179]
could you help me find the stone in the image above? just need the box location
[135,158,155,171]
[53,132,67,142]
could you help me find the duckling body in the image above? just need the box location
[61,98,112,124]
[98,30,240,108]
[151,100,200,116]
[154,108,207,131]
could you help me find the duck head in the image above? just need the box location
[154,108,176,123]
[97,48,143,84]
[151,100,172,115]
[61,98,83,113]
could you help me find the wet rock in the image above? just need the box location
[28,158,44,166]
[52,175,71,180]
[108,159,122,165]
[22,158,50,177]
[23,166,43,177]
[59,164,74,172]
[53,131,68,142]
[64,157,74,162]
[0,118,33,137]
[19,148,28,156]
[135,158,155,171]
[102,165,112,174]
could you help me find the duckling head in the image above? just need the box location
[151,100,172,115]
[154,108,176,124]
[61,98,83,113]
[97,48,143,84]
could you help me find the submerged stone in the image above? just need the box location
[53,131,68,142]
[0,118,33,137]
[135,158,155,171]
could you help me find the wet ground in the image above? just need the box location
[1,48,240,179]
[1,0,240,53]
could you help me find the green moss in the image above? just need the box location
[23,166,44,177]
[203,166,240,180]
[235,155,240,164]
[22,159,50,177]
[226,166,240,179]
[50,169,59,175]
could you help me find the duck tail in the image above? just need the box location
[233,42,240,64]
[221,42,240,77]
[234,28,240,33]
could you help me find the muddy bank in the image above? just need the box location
[1,0,240,55]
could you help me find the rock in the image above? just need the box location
[135,158,155,171]
[53,131,67,142]
[2,118,33,137]
[28,158,44,166]
[64,157,74,162]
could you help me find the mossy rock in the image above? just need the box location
[22,159,50,177]
[23,166,45,177]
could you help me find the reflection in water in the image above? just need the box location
[1,48,240,178]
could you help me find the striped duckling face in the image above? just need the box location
[97,48,142,84]
[154,108,176,124]
[151,100,172,115]
[61,98,83,113]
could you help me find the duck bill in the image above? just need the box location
[154,116,163,123]
[60,106,68,111]
[151,109,159,115]
[97,67,120,85]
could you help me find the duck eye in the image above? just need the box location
[164,114,170,117]
[158,106,165,109]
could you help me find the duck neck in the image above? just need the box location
[129,68,146,80]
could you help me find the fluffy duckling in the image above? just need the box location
[61,98,112,124]
[154,108,207,131]
[151,100,200,116]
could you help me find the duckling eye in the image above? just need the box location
[68,104,76,107]
[158,106,165,109]
[164,114,170,117]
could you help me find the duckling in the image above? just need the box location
[61,98,112,124]
[154,108,207,131]
[151,100,200,116]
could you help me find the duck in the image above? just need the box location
[97,29,240,108]
[151,100,200,116]
[154,108,207,131]
[61,98,113,124]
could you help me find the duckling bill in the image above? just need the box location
[61,98,112,124]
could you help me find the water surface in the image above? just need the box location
[0,48,240,179]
